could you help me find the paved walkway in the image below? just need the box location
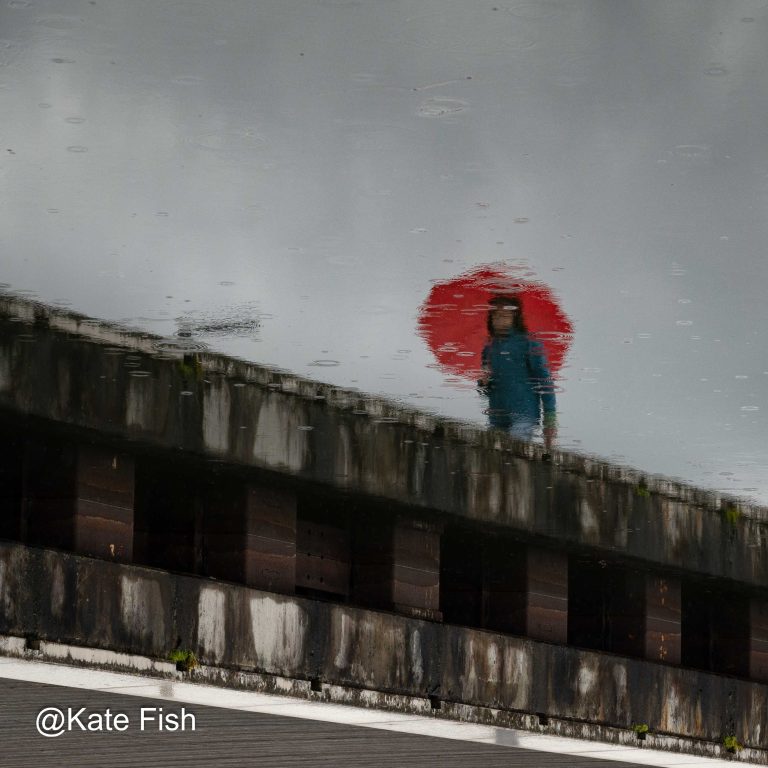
[0,674,653,768]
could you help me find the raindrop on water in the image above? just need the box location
[674,144,711,160]
[418,98,468,117]
[508,1,562,19]
[308,360,340,367]
[173,75,203,85]
[153,339,207,353]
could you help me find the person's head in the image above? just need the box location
[487,294,526,337]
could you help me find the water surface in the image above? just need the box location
[2,0,767,500]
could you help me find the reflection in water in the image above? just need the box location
[1,296,766,760]
[479,295,556,450]
[2,0,768,498]
[418,265,571,449]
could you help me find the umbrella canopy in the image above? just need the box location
[417,265,573,381]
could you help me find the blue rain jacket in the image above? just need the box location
[481,330,556,434]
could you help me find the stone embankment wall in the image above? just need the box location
[0,298,766,587]
[0,539,764,753]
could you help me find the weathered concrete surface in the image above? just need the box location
[1,295,767,586]
[0,539,766,754]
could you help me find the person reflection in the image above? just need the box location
[478,295,557,450]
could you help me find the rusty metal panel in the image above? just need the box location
[74,449,134,562]
[297,552,350,595]
[243,485,296,593]
[73,498,133,562]
[644,576,681,664]
[298,520,350,560]
[242,534,296,593]
[76,447,135,506]
[352,518,441,619]
[206,483,296,593]
[23,442,135,563]
[297,519,351,596]
[526,548,568,644]
[391,524,441,616]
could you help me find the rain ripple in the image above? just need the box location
[418,98,468,117]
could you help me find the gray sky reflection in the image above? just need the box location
[2,0,768,500]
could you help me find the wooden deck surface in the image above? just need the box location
[0,678,650,768]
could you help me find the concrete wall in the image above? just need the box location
[0,539,764,748]
[0,306,766,586]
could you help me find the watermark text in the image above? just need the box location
[36,706,196,737]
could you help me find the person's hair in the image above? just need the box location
[486,294,526,336]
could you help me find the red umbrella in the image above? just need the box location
[417,265,573,381]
